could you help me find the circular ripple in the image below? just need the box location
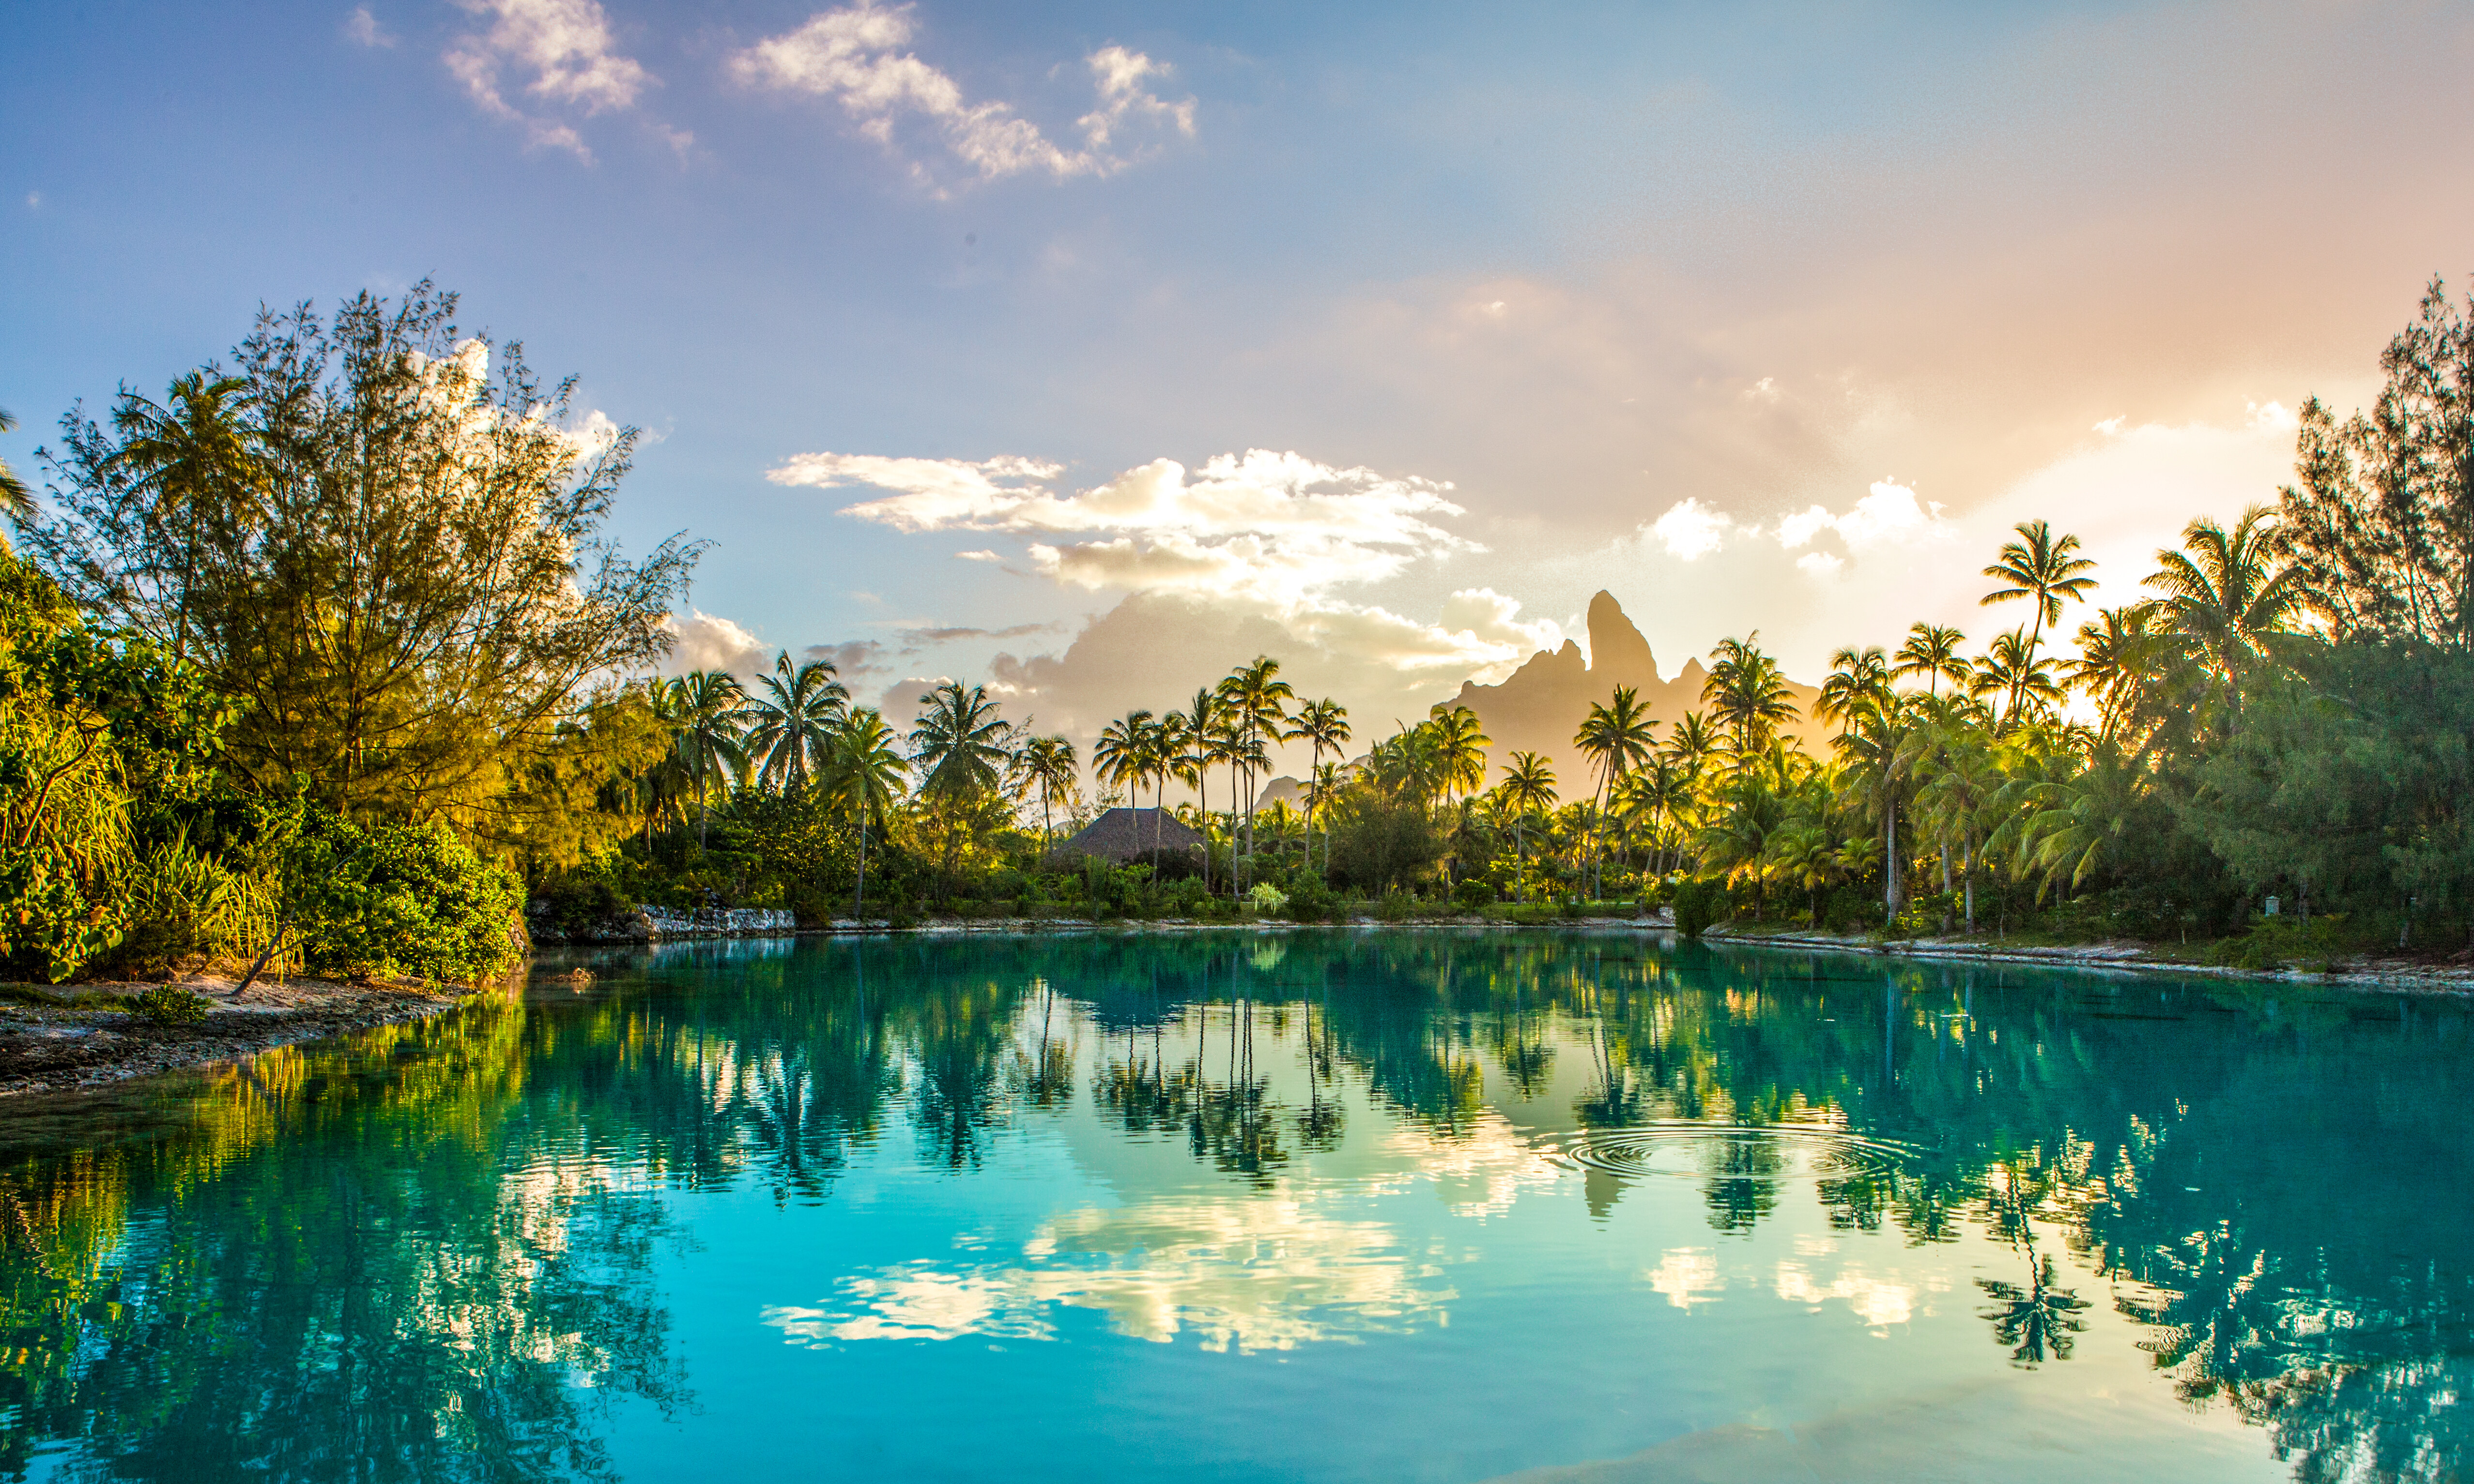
[1554,1120,1917,1182]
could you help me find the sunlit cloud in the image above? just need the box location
[343,5,396,47]
[444,0,652,161]
[729,1,1194,190]
[775,447,1475,607]
[660,610,771,677]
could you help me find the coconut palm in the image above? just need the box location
[1497,750,1558,882]
[1306,760,1346,880]
[666,670,751,849]
[1703,634,1798,763]
[1426,703,1491,802]
[1218,656,1296,890]
[741,652,848,791]
[1980,520,2097,719]
[1013,733,1078,856]
[1892,622,1971,699]
[1093,709,1157,817]
[2061,607,2155,746]
[0,407,34,527]
[1574,685,1658,897]
[1294,697,1351,873]
[1660,710,1721,780]
[908,680,1014,893]
[823,709,906,918]
[1971,628,2063,727]
[1816,645,1893,732]
[101,372,265,662]
[2143,504,2299,699]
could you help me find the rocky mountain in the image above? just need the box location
[1240,591,1830,814]
[1443,591,1830,795]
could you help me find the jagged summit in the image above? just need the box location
[1446,591,1823,789]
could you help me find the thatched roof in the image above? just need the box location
[1056,808,1204,863]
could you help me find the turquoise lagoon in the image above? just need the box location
[0,929,2467,1482]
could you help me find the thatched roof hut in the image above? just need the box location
[1054,808,1204,865]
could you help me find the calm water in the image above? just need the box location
[0,930,2467,1484]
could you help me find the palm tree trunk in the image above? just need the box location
[1884,794,1900,925]
[855,820,870,918]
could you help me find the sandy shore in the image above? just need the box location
[0,970,492,1099]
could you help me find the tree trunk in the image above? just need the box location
[1884,795,1901,926]
[854,820,870,918]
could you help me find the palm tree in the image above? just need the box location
[1426,703,1491,803]
[2143,504,2298,704]
[1306,761,1346,881]
[1981,520,2097,719]
[1971,628,2063,727]
[1218,656,1296,891]
[1816,645,1892,733]
[1497,750,1558,886]
[823,709,906,918]
[1294,698,1351,875]
[741,652,848,791]
[1093,709,1156,817]
[0,407,34,528]
[1703,634,1799,763]
[1892,622,1970,699]
[2061,607,2154,746]
[1661,710,1721,779]
[908,680,1014,893]
[1574,685,1658,897]
[667,670,751,850]
[101,372,265,663]
[1831,689,1913,925]
[1013,733,1077,857]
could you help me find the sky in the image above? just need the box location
[7,0,2473,776]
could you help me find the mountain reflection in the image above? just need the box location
[0,931,2463,1481]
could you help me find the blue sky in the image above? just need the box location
[8,0,2473,754]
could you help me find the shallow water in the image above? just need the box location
[0,930,2467,1483]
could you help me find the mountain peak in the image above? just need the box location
[1585,591,1659,688]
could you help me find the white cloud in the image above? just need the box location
[729,2,1194,189]
[775,447,1474,606]
[445,0,651,161]
[343,5,396,47]
[955,548,1005,563]
[1771,478,1949,553]
[1650,497,1733,559]
[660,610,772,678]
[22,192,39,211]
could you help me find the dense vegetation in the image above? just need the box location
[5,277,2470,978]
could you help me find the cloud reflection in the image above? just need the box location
[764,1195,1452,1355]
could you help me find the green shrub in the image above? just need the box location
[2207,915,2350,972]
[1671,879,1725,938]
[1453,878,1497,912]
[277,806,524,983]
[132,984,210,1025]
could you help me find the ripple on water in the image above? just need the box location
[1549,1120,1918,1182]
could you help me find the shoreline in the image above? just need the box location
[1698,925,2474,996]
[0,971,489,1100]
[15,916,2466,1101]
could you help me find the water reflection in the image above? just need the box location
[0,931,2461,1482]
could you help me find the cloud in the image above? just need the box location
[444,0,651,161]
[1770,478,1949,553]
[802,638,889,679]
[775,447,1474,606]
[729,2,1194,189]
[895,621,1055,651]
[1651,497,1732,560]
[660,610,772,678]
[344,5,396,47]
[955,549,1005,563]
